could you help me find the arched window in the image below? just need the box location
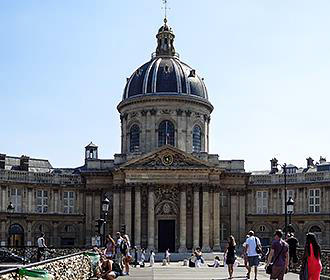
[130,124,140,152]
[158,120,175,147]
[192,125,202,152]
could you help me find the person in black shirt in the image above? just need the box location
[287,233,298,272]
[224,235,236,279]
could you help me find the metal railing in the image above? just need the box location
[297,247,330,276]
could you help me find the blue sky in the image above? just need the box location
[1,0,329,171]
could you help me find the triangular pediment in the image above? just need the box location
[120,145,212,169]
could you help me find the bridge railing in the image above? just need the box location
[0,250,94,280]
[0,246,88,264]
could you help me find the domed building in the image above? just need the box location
[1,18,330,255]
[81,18,248,253]
[118,18,213,155]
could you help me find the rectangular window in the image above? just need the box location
[10,188,22,212]
[256,191,268,214]
[220,191,227,207]
[63,191,75,214]
[309,189,320,213]
[36,190,48,213]
[220,223,228,241]
[282,189,295,214]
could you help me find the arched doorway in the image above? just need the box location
[8,224,24,246]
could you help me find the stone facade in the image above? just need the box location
[1,18,329,253]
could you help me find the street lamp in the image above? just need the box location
[287,197,294,233]
[275,162,288,237]
[7,202,15,246]
[101,197,110,246]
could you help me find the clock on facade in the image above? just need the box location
[162,154,173,166]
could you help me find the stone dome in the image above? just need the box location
[122,19,208,101]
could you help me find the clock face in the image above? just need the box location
[162,154,173,166]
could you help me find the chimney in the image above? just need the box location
[270,158,278,174]
[319,156,326,164]
[306,157,314,168]
[20,155,29,171]
[0,154,5,169]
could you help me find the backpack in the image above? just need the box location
[255,237,262,254]
[120,240,128,254]
[111,261,122,274]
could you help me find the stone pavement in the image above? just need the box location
[121,263,300,280]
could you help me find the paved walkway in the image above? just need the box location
[121,263,299,280]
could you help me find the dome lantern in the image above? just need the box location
[156,18,176,57]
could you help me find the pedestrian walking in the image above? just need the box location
[121,234,132,275]
[303,233,322,280]
[140,248,146,267]
[104,235,115,259]
[265,229,289,280]
[245,230,261,280]
[224,235,237,279]
[287,233,298,272]
[37,232,47,262]
[114,232,123,268]
[165,248,171,264]
[149,250,155,267]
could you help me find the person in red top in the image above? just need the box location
[303,233,322,280]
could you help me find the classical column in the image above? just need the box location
[179,187,187,252]
[134,186,141,248]
[202,187,211,252]
[124,185,132,238]
[1,220,6,245]
[27,221,32,246]
[113,189,120,236]
[148,187,155,250]
[213,189,220,251]
[239,192,246,242]
[193,186,200,248]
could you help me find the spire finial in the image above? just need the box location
[162,0,170,21]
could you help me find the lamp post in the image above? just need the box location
[7,202,15,246]
[101,197,110,246]
[287,197,294,233]
[276,163,288,237]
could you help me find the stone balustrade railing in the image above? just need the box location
[0,251,93,280]
[249,171,330,185]
[297,248,330,276]
[0,169,82,185]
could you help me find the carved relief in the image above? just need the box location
[154,185,179,206]
[161,109,171,114]
[149,109,157,116]
[176,109,183,116]
[141,110,148,116]
[155,200,178,216]
[185,110,192,117]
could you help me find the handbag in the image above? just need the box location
[266,243,284,275]
[299,258,308,280]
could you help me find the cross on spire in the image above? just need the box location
[162,0,170,21]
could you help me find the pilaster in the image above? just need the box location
[148,186,155,250]
[179,185,187,252]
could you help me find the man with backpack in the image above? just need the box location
[245,230,262,280]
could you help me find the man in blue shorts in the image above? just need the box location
[245,230,261,280]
